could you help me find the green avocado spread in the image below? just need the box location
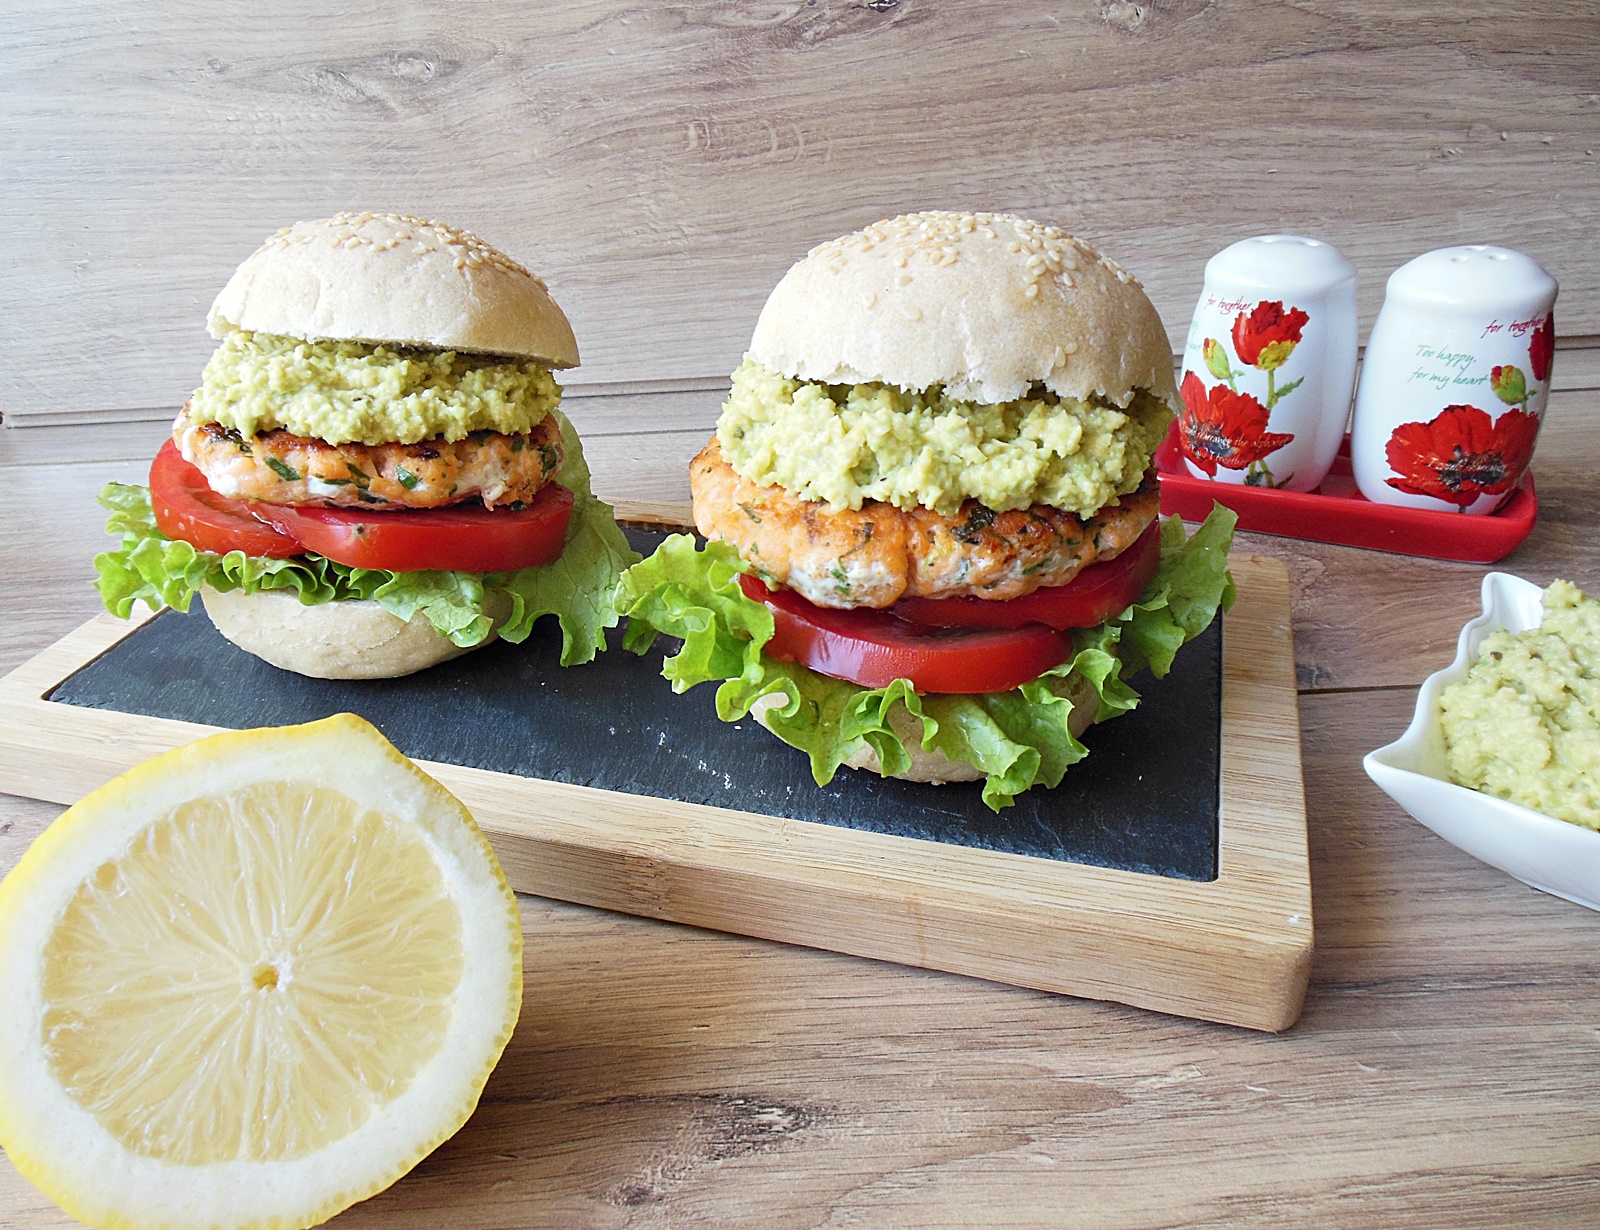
[716,358,1172,518]
[190,330,562,445]
[1440,580,1600,830]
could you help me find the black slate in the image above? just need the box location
[49,531,1221,881]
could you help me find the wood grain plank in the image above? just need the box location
[4,0,1598,417]
[0,457,149,676]
[3,2,1598,1204]
[1,686,1595,1227]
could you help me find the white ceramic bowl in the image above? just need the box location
[1364,571,1600,910]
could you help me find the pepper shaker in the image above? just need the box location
[1176,236,1358,493]
[1350,245,1557,514]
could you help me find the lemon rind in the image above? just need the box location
[0,715,523,1230]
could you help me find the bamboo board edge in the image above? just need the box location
[0,556,1310,1031]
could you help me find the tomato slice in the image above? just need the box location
[150,440,304,559]
[254,484,574,573]
[890,522,1162,631]
[734,521,1165,693]
[148,438,574,572]
[739,574,1074,693]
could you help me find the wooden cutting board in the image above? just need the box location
[0,511,1310,1031]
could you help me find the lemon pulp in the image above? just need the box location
[41,780,463,1165]
[0,714,521,1230]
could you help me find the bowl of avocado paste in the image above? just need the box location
[1366,573,1600,911]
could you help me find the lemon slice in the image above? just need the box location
[0,714,523,1230]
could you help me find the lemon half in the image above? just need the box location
[0,714,523,1230]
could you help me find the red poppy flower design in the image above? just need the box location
[1529,313,1555,383]
[1178,370,1295,476]
[1384,404,1540,507]
[1232,301,1310,371]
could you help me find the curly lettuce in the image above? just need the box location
[615,506,1236,809]
[94,407,638,666]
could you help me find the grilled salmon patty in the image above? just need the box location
[690,435,1159,609]
[175,407,564,510]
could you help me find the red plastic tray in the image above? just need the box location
[1154,426,1537,563]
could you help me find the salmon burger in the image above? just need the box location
[618,210,1235,809]
[96,212,636,678]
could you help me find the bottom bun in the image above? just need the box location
[750,669,1101,785]
[200,585,509,680]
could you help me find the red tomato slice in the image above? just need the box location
[739,574,1074,693]
[150,440,304,559]
[889,521,1162,630]
[148,438,574,572]
[254,484,574,573]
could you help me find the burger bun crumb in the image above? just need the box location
[200,585,512,680]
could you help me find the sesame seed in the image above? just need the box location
[804,211,1142,314]
[258,211,539,279]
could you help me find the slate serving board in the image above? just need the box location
[1,543,1308,1029]
[48,530,1221,881]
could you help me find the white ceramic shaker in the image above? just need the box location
[1177,235,1358,492]
[1350,245,1557,514]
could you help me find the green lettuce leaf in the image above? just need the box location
[93,406,639,665]
[1107,508,1237,680]
[488,408,641,664]
[615,505,1237,809]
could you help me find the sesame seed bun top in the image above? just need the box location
[747,210,1175,409]
[207,212,580,367]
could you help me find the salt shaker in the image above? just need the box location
[1177,236,1358,492]
[1350,245,1557,514]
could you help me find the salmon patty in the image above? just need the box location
[175,407,564,510]
[690,436,1158,609]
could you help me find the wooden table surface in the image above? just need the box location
[2,388,1598,1229]
[6,2,1600,1222]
